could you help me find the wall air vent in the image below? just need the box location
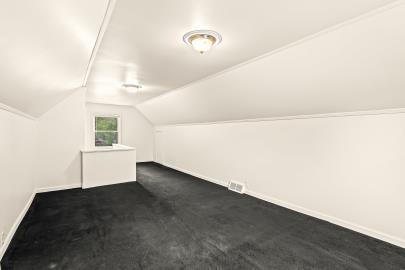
[228,181,245,194]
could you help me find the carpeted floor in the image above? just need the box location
[2,162,405,269]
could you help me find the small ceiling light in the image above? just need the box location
[183,30,222,54]
[122,83,142,93]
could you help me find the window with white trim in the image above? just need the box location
[94,116,120,147]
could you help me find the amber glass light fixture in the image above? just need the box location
[183,30,222,54]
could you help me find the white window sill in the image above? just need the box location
[81,144,134,153]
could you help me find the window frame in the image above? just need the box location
[93,114,121,148]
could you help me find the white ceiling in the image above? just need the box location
[86,0,396,106]
[138,3,405,125]
[0,0,109,117]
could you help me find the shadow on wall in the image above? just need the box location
[65,154,82,187]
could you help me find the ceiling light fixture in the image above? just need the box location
[183,30,222,54]
[122,83,142,93]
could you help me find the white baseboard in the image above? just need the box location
[158,162,405,249]
[82,179,136,189]
[35,183,82,193]
[2,166,403,266]
[161,162,228,187]
[0,192,35,261]
[245,190,405,249]
[1,183,83,262]
[137,160,154,163]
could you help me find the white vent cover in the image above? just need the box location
[228,181,245,194]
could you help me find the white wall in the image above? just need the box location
[85,103,154,162]
[0,0,110,117]
[0,107,36,258]
[35,88,86,189]
[156,112,405,248]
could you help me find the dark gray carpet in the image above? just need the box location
[2,162,405,269]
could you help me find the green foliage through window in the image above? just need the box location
[95,116,118,147]
[95,117,118,131]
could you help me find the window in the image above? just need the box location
[94,116,120,147]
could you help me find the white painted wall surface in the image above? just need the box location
[155,112,405,248]
[81,146,136,189]
[85,103,154,162]
[35,88,86,189]
[0,107,36,258]
[0,0,110,117]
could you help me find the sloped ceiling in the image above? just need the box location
[86,0,397,107]
[0,0,110,117]
[138,2,405,125]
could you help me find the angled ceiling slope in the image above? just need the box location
[86,0,397,107]
[138,2,405,125]
[0,0,110,117]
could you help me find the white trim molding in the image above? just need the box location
[82,0,117,86]
[158,162,405,249]
[35,183,82,193]
[92,113,122,148]
[0,184,83,262]
[1,165,403,265]
[156,107,405,128]
[0,102,36,120]
[161,162,228,187]
[0,192,35,261]
[139,0,405,107]
[245,190,405,249]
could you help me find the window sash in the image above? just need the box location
[94,116,118,132]
[93,115,121,147]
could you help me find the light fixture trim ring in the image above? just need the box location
[183,30,222,47]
